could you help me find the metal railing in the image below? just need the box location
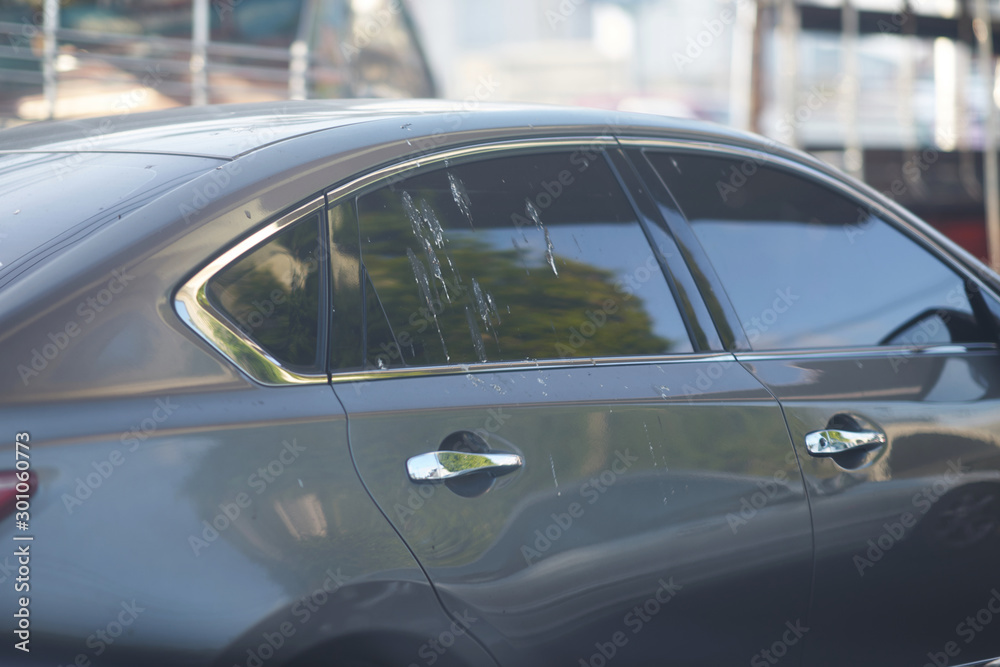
[0,0,436,122]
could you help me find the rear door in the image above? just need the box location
[641,145,1000,667]
[331,141,814,666]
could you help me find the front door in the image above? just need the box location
[647,147,1000,667]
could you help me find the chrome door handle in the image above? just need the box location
[407,451,523,482]
[805,429,886,457]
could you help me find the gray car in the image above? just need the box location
[2,101,1000,667]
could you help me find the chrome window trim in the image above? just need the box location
[175,196,327,386]
[736,343,997,363]
[330,353,738,384]
[324,136,617,202]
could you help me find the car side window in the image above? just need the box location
[207,212,324,371]
[355,150,692,369]
[646,151,985,350]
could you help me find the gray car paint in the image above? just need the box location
[1,101,999,666]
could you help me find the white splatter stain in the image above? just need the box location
[465,306,487,363]
[407,248,450,362]
[549,455,560,496]
[448,172,474,228]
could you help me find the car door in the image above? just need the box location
[330,141,815,666]
[639,145,1000,667]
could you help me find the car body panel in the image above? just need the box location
[337,359,813,666]
[742,350,1000,667]
[2,101,1000,666]
[0,385,497,667]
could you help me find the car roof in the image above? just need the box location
[0,99,774,161]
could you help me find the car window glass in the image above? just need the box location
[356,151,692,369]
[207,212,324,370]
[646,151,981,350]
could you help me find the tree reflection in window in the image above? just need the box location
[357,152,692,369]
[208,213,323,371]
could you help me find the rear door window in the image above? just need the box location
[355,150,693,369]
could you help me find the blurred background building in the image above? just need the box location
[0,0,435,118]
[1,0,999,264]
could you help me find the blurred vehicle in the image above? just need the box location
[0,0,434,122]
[1,101,1000,667]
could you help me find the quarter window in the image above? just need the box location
[207,212,324,370]
[647,151,985,350]
[356,151,692,369]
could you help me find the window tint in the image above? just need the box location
[207,213,324,370]
[647,151,981,350]
[356,151,692,369]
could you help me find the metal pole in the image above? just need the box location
[842,0,863,180]
[973,0,999,270]
[729,0,758,131]
[750,0,767,133]
[899,2,917,153]
[289,0,318,100]
[191,0,209,106]
[42,0,59,119]
[777,0,800,147]
[289,40,308,100]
